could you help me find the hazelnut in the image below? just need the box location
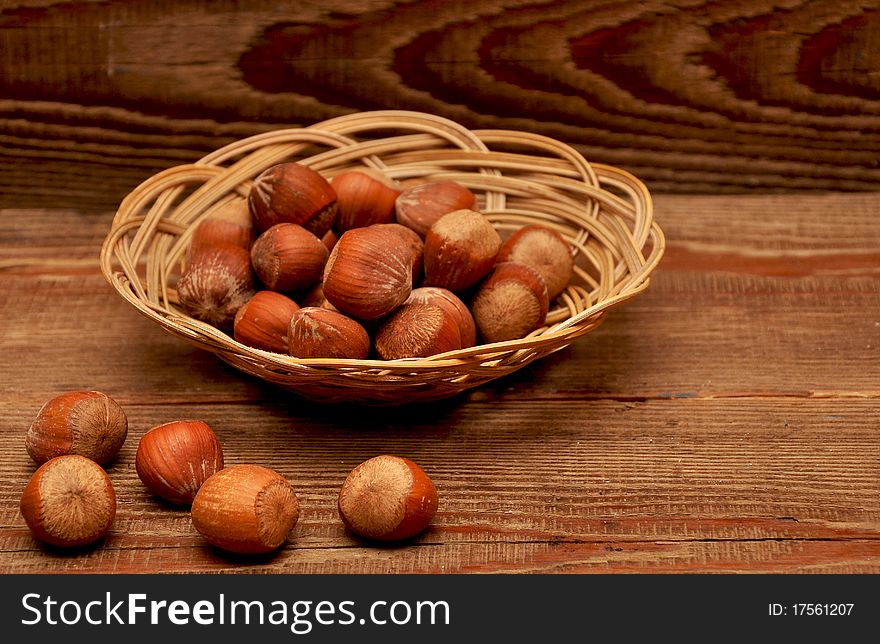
[176,243,256,329]
[471,262,549,342]
[250,223,328,293]
[322,225,413,320]
[395,180,476,237]
[373,222,424,285]
[135,420,224,505]
[497,225,574,300]
[188,198,254,259]
[234,290,300,354]
[248,162,337,236]
[20,455,116,548]
[26,390,128,466]
[407,286,476,348]
[423,209,501,292]
[288,307,371,359]
[191,464,300,554]
[338,455,438,542]
[331,168,402,232]
[373,301,461,360]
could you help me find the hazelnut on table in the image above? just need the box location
[191,464,300,555]
[338,455,438,542]
[26,390,128,466]
[135,420,224,506]
[20,455,116,548]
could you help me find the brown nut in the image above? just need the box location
[248,162,337,236]
[288,307,371,359]
[250,223,329,293]
[26,391,128,466]
[331,168,402,232]
[497,225,574,300]
[338,455,438,542]
[135,420,224,505]
[20,455,116,548]
[373,222,424,285]
[373,301,461,360]
[177,244,256,329]
[188,198,254,259]
[322,225,413,320]
[395,180,476,237]
[234,290,301,354]
[407,286,476,349]
[423,209,501,293]
[191,464,300,555]
[471,262,549,343]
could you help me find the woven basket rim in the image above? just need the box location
[100,110,665,402]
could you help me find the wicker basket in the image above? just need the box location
[100,110,664,404]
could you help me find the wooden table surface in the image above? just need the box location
[2,0,880,575]
[1,190,878,574]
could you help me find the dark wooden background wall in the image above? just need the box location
[2,0,879,212]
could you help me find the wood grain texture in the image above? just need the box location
[0,192,878,573]
[2,0,880,212]
[1,399,878,573]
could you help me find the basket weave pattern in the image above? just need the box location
[100,111,665,404]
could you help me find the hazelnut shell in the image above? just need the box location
[191,464,300,554]
[373,222,424,285]
[250,223,328,293]
[471,262,550,343]
[20,455,116,548]
[407,287,477,349]
[497,225,574,300]
[176,244,256,329]
[395,180,476,237]
[135,420,224,505]
[188,199,254,258]
[322,225,413,320]
[234,290,301,354]
[423,209,501,293]
[248,162,337,236]
[288,307,371,359]
[373,301,461,360]
[26,390,128,466]
[331,168,402,232]
[338,455,438,541]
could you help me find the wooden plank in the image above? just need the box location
[1,399,878,573]
[3,0,880,211]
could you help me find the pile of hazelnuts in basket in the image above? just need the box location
[20,391,437,554]
[176,162,575,358]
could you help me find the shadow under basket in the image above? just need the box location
[100,110,665,405]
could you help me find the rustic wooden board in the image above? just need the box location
[0,192,878,573]
[1,398,878,573]
[3,0,880,212]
